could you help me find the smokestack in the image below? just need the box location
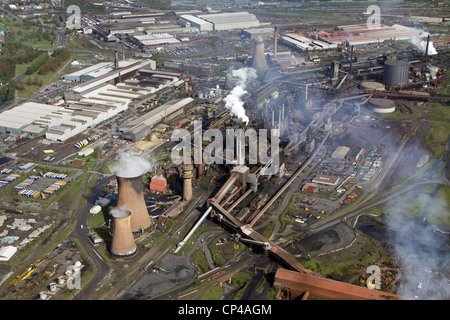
[122,42,125,60]
[282,103,285,120]
[182,164,193,201]
[274,26,278,57]
[110,209,137,258]
[350,46,354,74]
[116,174,152,234]
[114,50,118,70]
[251,37,268,70]
[425,35,430,61]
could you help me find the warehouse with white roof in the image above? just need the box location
[179,14,213,32]
[197,12,260,31]
[0,102,64,136]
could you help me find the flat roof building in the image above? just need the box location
[0,246,17,261]
[64,59,156,101]
[331,146,351,159]
[197,12,260,31]
[312,174,340,186]
[0,102,65,136]
[179,14,213,32]
[121,97,195,142]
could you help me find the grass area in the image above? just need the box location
[427,186,450,227]
[102,160,118,174]
[66,148,100,171]
[191,246,209,274]
[303,233,382,278]
[425,120,450,159]
[193,283,223,300]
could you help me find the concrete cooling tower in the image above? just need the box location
[251,37,268,70]
[110,208,137,257]
[116,174,152,235]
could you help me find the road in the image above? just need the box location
[72,174,112,300]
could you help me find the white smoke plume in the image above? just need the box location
[111,152,152,178]
[386,211,449,300]
[409,28,438,55]
[224,67,257,125]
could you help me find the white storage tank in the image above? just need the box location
[49,282,57,292]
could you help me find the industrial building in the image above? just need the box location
[0,245,17,261]
[281,33,338,52]
[331,146,351,159]
[64,61,138,82]
[0,102,64,137]
[45,100,129,142]
[149,175,167,194]
[345,147,364,163]
[120,97,195,142]
[132,33,181,48]
[312,174,340,186]
[179,14,213,32]
[197,12,260,31]
[282,24,428,52]
[323,24,423,47]
[64,59,156,101]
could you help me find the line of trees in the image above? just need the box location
[37,48,71,75]
[0,42,42,81]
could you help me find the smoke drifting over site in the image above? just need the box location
[410,28,438,55]
[224,67,257,125]
[111,152,152,178]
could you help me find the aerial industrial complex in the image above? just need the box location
[0,0,448,306]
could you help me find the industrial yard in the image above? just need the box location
[0,0,448,305]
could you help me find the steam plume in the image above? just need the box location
[111,152,152,178]
[224,67,257,125]
[409,28,437,55]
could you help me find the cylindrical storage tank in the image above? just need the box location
[383,60,409,86]
[39,291,47,300]
[116,174,152,234]
[57,276,65,285]
[369,98,396,113]
[360,81,385,91]
[49,282,57,292]
[110,208,137,258]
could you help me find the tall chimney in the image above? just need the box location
[114,50,118,70]
[274,26,278,57]
[350,46,354,73]
[251,37,268,69]
[116,174,152,234]
[182,164,193,201]
[110,209,137,258]
[425,35,430,61]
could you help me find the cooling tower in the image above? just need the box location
[251,37,268,70]
[116,174,152,234]
[110,208,137,257]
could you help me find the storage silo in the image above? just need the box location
[383,60,409,86]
